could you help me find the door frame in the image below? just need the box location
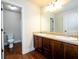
[1,2,4,59]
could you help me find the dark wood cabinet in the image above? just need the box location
[33,35,78,59]
[34,35,42,52]
[64,43,78,59]
[50,40,64,59]
[54,40,64,59]
[42,37,50,49]
[42,37,51,58]
[34,35,39,49]
[50,39,54,59]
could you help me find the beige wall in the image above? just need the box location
[40,10,55,32]
[54,14,63,32]
[40,12,50,32]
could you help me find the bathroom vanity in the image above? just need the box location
[33,32,78,59]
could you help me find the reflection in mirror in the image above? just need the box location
[40,0,78,37]
[50,17,55,32]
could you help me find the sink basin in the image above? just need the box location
[55,36,77,41]
[69,37,77,40]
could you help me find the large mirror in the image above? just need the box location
[40,0,78,36]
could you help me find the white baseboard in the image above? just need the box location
[4,40,22,46]
[22,47,35,54]
[14,40,22,43]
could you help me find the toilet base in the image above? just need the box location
[9,43,14,48]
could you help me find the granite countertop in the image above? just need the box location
[33,32,78,45]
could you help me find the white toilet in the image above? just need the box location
[7,33,14,48]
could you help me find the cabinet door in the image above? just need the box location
[38,36,43,52]
[42,37,51,58]
[43,37,50,48]
[50,39,54,59]
[54,40,64,59]
[34,35,39,49]
[34,35,42,52]
[64,43,78,59]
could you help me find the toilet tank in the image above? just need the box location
[7,33,14,39]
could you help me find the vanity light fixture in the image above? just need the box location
[44,0,62,12]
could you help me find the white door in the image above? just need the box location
[50,17,55,32]
[1,3,4,59]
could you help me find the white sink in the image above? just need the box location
[55,36,77,41]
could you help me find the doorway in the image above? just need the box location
[1,2,22,59]
[50,17,55,32]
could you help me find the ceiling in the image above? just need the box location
[29,0,78,12]
[29,0,51,7]
[29,0,71,7]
